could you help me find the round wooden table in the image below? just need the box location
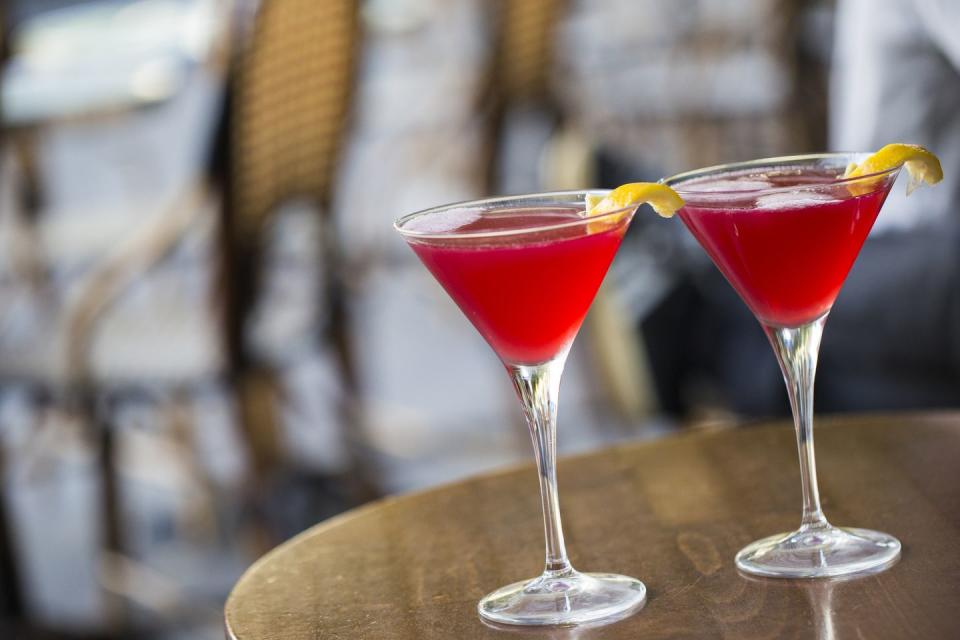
[225,413,960,638]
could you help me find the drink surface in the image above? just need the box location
[405,207,628,365]
[676,167,893,327]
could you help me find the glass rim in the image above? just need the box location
[661,152,901,196]
[393,189,636,241]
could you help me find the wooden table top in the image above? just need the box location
[225,413,960,639]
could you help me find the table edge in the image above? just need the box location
[224,409,960,635]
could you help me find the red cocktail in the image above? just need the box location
[677,168,891,327]
[666,154,903,579]
[407,208,628,364]
[395,192,648,626]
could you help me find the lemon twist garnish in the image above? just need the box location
[844,143,943,196]
[585,183,685,229]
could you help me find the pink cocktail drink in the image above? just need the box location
[396,192,648,626]
[406,208,628,364]
[677,167,892,327]
[667,154,904,579]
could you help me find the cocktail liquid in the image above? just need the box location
[407,208,629,364]
[677,167,892,327]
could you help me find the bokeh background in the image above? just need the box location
[1,0,958,637]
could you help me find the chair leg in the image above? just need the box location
[0,481,24,618]
[0,387,24,615]
[85,391,127,632]
[235,369,282,552]
[327,270,381,505]
[168,390,219,543]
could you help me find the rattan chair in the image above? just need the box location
[224,0,377,526]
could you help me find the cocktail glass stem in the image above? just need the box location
[509,351,573,576]
[477,348,646,624]
[765,315,830,532]
[735,314,901,578]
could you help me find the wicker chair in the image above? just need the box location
[224,0,377,528]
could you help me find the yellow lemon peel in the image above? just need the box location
[844,143,943,197]
[585,183,685,230]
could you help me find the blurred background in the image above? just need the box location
[0,0,957,637]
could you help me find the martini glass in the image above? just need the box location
[395,191,646,626]
[664,153,902,578]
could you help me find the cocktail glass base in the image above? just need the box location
[477,570,646,626]
[735,525,901,579]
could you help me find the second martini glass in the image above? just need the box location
[395,192,647,625]
[664,153,902,578]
